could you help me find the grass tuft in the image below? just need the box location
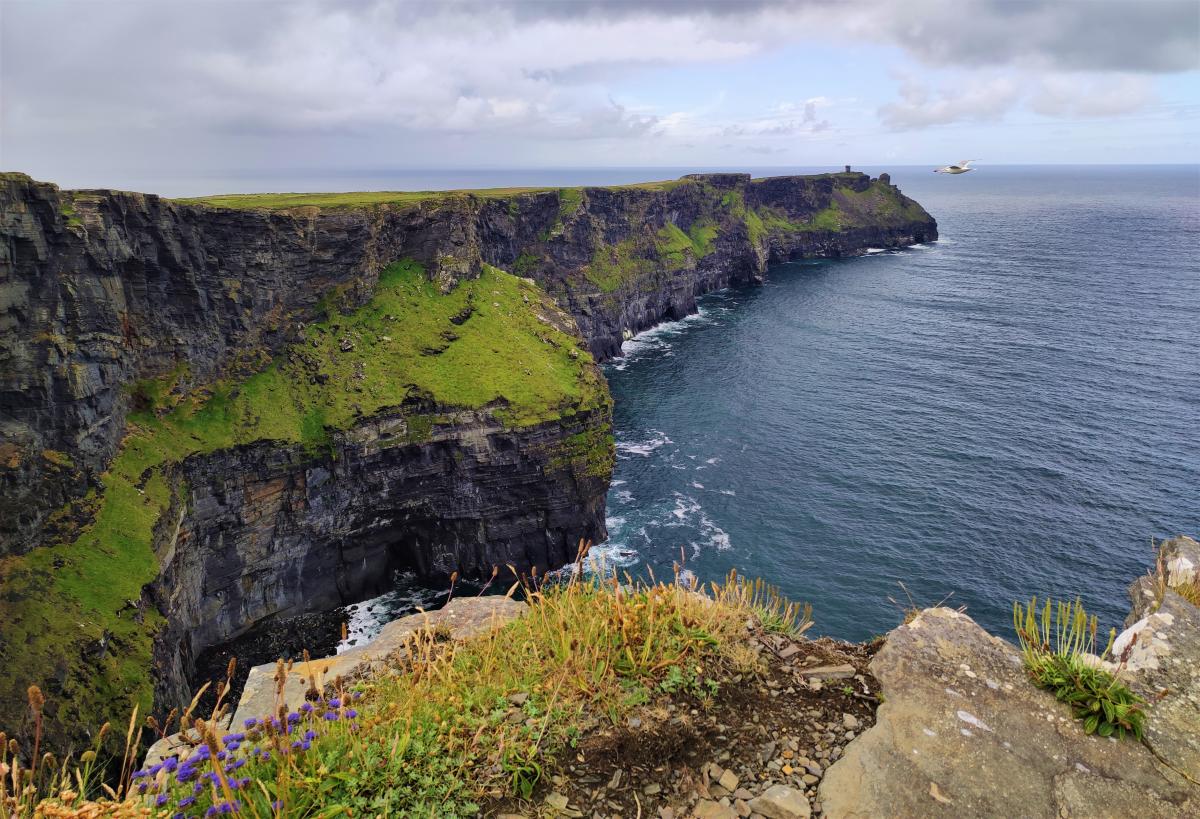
[1013,597,1146,740]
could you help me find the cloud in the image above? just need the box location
[0,0,1195,182]
[1029,74,1156,118]
[879,70,1158,130]
[857,0,1200,74]
[879,76,1022,130]
[509,0,1200,73]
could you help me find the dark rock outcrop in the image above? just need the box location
[151,404,608,713]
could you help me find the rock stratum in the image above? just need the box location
[0,169,936,750]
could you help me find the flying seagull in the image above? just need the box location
[934,160,976,174]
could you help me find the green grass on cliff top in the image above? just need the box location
[176,179,684,211]
[0,260,606,744]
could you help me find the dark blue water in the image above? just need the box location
[597,165,1200,641]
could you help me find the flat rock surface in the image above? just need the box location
[147,596,525,765]
[819,607,1199,818]
[232,596,526,727]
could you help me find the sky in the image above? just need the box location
[2,0,1198,193]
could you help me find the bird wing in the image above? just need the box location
[958,159,975,167]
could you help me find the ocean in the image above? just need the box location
[318,164,1199,647]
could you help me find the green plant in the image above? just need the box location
[1013,597,1146,740]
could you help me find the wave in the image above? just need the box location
[665,492,733,556]
[336,575,442,652]
[616,429,672,457]
[607,302,725,369]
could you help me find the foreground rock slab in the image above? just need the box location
[233,596,526,726]
[146,596,524,765]
[819,606,1198,818]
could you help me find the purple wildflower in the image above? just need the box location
[304,729,317,741]
[179,795,197,808]
[299,703,313,713]
[346,709,358,719]
[243,718,257,728]
[323,711,339,721]
[156,794,169,807]
[287,712,300,724]
[328,698,341,708]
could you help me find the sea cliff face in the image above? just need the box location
[0,169,935,748]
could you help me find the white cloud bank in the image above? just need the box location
[1,0,1196,180]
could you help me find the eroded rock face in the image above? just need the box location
[149,406,607,712]
[820,594,1200,818]
[1,171,934,560]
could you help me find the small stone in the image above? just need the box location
[545,792,570,811]
[734,788,755,801]
[802,774,819,786]
[628,716,643,729]
[692,799,737,819]
[643,783,662,796]
[749,784,812,819]
[735,799,752,818]
[719,769,740,791]
[842,713,859,730]
[507,692,529,706]
[804,664,855,680]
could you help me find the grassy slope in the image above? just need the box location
[0,260,608,742]
[29,574,811,817]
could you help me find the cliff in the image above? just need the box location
[0,169,935,749]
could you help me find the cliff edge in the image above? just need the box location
[0,169,935,750]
